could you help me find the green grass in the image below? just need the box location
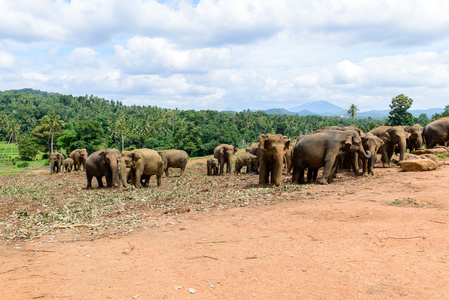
[0,141,19,161]
[0,141,48,175]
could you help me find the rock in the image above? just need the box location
[418,153,439,163]
[189,288,196,294]
[403,153,420,160]
[411,148,448,155]
[399,159,438,171]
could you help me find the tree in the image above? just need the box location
[386,94,414,126]
[57,120,105,154]
[115,115,128,151]
[347,104,359,125]
[6,118,21,161]
[172,121,202,156]
[41,110,64,153]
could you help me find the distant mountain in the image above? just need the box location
[296,109,318,116]
[265,108,297,115]
[222,106,236,112]
[289,100,346,116]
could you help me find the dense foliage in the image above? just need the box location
[386,94,414,126]
[0,89,435,160]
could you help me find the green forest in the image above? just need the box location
[0,89,444,161]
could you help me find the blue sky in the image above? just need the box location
[1,0,449,112]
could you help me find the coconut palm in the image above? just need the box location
[347,104,359,126]
[41,110,64,153]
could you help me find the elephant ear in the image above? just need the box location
[132,152,141,162]
[381,130,392,143]
[283,136,291,151]
[98,151,107,163]
[220,147,224,155]
[259,134,269,149]
[233,146,239,153]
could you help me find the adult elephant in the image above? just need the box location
[292,129,371,184]
[423,117,449,149]
[234,153,258,175]
[49,152,64,174]
[245,142,259,156]
[85,149,120,189]
[159,149,189,177]
[361,133,385,176]
[283,145,294,174]
[120,149,165,188]
[70,148,88,171]
[214,144,239,175]
[368,126,409,167]
[404,124,424,151]
[258,133,291,187]
[206,157,219,176]
[62,158,74,173]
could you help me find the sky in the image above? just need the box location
[1,0,449,112]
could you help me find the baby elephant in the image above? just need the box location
[62,158,74,173]
[235,153,258,175]
[207,157,219,176]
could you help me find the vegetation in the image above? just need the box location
[347,104,359,125]
[386,94,414,126]
[0,89,438,161]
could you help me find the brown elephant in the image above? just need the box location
[234,153,258,175]
[49,152,64,174]
[404,124,424,151]
[62,158,74,173]
[258,133,291,187]
[292,129,371,184]
[368,126,410,167]
[361,133,385,175]
[245,142,259,156]
[159,149,189,177]
[214,144,239,175]
[423,117,449,149]
[85,149,120,189]
[283,145,294,174]
[70,148,88,171]
[120,149,165,188]
[206,157,219,176]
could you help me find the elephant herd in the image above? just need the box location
[48,117,449,189]
[207,117,448,188]
[49,148,189,189]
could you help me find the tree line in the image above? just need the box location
[0,89,445,160]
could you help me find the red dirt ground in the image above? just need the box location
[1,159,449,299]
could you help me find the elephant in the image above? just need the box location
[214,144,239,175]
[120,148,165,188]
[234,153,258,175]
[258,133,291,187]
[62,158,74,173]
[283,145,294,174]
[423,117,449,149]
[206,157,219,176]
[292,129,371,184]
[85,148,121,189]
[159,149,189,177]
[245,142,259,156]
[404,124,424,151]
[49,152,64,174]
[361,133,385,175]
[368,126,410,167]
[70,148,88,171]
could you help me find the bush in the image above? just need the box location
[17,161,30,168]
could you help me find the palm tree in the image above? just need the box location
[347,104,359,126]
[41,110,64,153]
[7,118,21,160]
[115,115,128,151]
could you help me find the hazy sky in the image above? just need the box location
[1,0,449,112]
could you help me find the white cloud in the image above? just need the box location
[67,47,100,67]
[0,51,17,69]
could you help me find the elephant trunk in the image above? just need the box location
[110,159,119,187]
[357,146,372,160]
[398,137,406,161]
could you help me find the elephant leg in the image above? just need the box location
[351,153,359,175]
[96,176,104,188]
[320,156,337,184]
[180,166,185,176]
[86,174,93,189]
[259,163,267,187]
[271,160,283,187]
[156,174,162,186]
[165,168,169,177]
[134,169,143,188]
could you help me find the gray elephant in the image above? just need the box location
[235,153,258,175]
[85,149,121,189]
[404,124,424,151]
[62,158,74,173]
[361,133,385,175]
[206,157,219,176]
[49,152,64,174]
[423,117,449,149]
[70,148,88,171]
[258,134,291,187]
[292,129,371,184]
[159,149,189,177]
[214,144,239,175]
[120,148,165,188]
[368,126,410,167]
